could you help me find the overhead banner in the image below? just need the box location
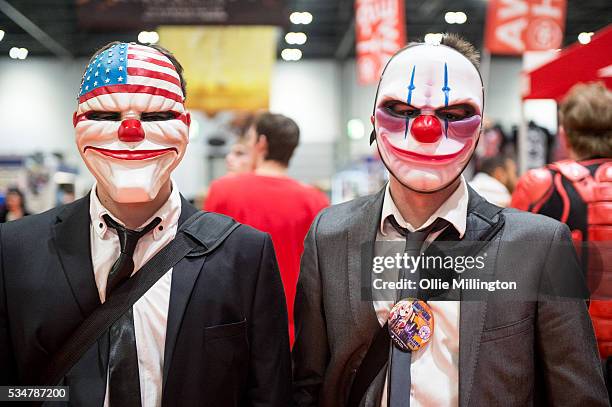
[158,26,277,114]
[523,25,612,100]
[77,0,287,30]
[485,0,566,55]
[355,0,406,85]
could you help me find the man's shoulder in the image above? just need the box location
[291,181,330,208]
[202,210,268,242]
[209,173,250,190]
[500,207,566,239]
[1,198,85,235]
[315,193,380,232]
[211,216,274,260]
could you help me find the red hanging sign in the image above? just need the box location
[485,0,567,55]
[355,0,406,85]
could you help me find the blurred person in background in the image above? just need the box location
[511,82,612,399]
[225,135,256,175]
[225,113,257,175]
[0,187,31,222]
[205,112,329,345]
[469,155,517,207]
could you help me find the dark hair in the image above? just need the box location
[439,33,480,69]
[6,187,26,212]
[254,113,300,166]
[478,156,509,176]
[559,82,612,159]
[88,41,187,97]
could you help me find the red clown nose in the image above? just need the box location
[410,115,442,144]
[118,119,145,142]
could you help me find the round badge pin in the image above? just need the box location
[388,299,434,352]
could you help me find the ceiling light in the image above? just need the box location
[138,31,159,45]
[289,12,300,24]
[424,33,444,45]
[445,11,467,24]
[0,30,5,42]
[347,119,365,140]
[290,12,313,25]
[149,31,160,44]
[9,47,27,60]
[281,48,303,61]
[578,32,594,45]
[301,12,313,24]
[285,32,307,45]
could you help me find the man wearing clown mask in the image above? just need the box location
[0,42,291,406]
[293,35,607,406]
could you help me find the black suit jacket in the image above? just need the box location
[0,195,291,406]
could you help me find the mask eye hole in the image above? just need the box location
[435,104,475,122]
[140,111,179,122]
[85,111,121,121]
[383,101,420,119]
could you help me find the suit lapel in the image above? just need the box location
[52,194,101,318]
[459,188,502,407]
[163,197,200,384]
[177,195,198,226]
[347,189,386,341]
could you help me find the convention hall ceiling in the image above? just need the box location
[0,0,610,59]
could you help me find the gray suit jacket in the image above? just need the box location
[292,186,608,407]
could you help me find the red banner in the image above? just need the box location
[485,0,566,55]
[355,0,406,85]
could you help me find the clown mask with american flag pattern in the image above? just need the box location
[74,42,190,203]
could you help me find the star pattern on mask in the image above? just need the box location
[79,43,130,97]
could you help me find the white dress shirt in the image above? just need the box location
[375,177,469,407]
[89,181,181,407]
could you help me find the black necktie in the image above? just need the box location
[386,216,448,407]
[102,214,161,407]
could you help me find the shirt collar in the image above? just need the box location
[90,179,182,241]
[380,176,469,238]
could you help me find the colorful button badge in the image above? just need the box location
[388,299,434,352]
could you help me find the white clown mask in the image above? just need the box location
[74,42,190,203]
[373,43,483,192]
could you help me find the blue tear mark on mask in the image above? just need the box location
[442,63,451,138]
[405,65,416,139]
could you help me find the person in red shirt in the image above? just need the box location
[205,112,329,344]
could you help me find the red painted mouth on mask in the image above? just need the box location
[84,147,177,160]
[382,136,472,164]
